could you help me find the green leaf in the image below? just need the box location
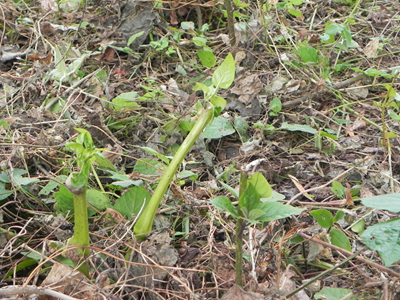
[234,115,250,142]
[248,209,267,223]
[269,97,282,114]
[332,210,345,223]
[331,181,346,198]
[257,202,304,222]
[0,182,13,200]
[86,189,110,216]
[210,96,226,110]
[330,228,351,251]
[210,196,238,217]
[133,159,165,176]
[315,287,355,300]
[54,185,74,213]
[127,31,144,47]
[219,181,239,199]
[112,92,140,110]
[203,117,235,139]
[310,209,333,228]
[361,218,400,266]
[181,21,195,30]
[95,153,116,171]
[111,180,143,188]
[361,193,400,212]
[288,9,302,18]
[295,46,319,63]
[193,36,207,47]
[212,53,235,89]
[136,146,170,165]
[177,170,198,180]
[39,176,66,196]
[248,172,272,198]
[239,183,260,214]
[280,122,317,134]
[113,186,151,219]
[197,50,216,68]
[193,82,209,94]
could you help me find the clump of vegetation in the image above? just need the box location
[1,0,400,298]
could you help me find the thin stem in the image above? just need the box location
[235,171,248,286]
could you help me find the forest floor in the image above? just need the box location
[1,0,400,299]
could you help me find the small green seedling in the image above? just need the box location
[211,172,303,286]
[310,209,351,252]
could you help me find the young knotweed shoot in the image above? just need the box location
[134,53,236,239]
[65,128,109,276]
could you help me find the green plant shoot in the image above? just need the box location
[134,53,236,239]
[65,128,108,276]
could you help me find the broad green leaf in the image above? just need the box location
[112,92,140,110]
[257,202,304,222]
[197,50,216,68]
[133,159,165,176]
[95,153,116,171]
[203,117,235,139]
[331,181,346,198]
[310,209,333,228]
[239,183,260,213]
[330,228,351,251]
[269,97,282,113]
[210,196,238,217]
[248,172,272,198]
[87,189,110,216]
[361,217,400,266]
[361,193,400,212]
[177,170,198,180]
[54,185,74,213]
[315,287,355,300]
[212,53,235,89]
[326,23,344,35]
[234,115,250,142]
[261,191,286,202]
[295,46,319,63]
[280,122,317,134]
[13,176,39,186]
[210,96,226,110]
[113,186,151,219]
[193,82,209,94]
[193,36,207,47]
[288,9,302,18]
[248,209,267,223]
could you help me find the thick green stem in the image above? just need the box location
[66,178,90,277]
[134,107,214,239]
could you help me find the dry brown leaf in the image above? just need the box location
[345,183,354,206]
[364,39,379,58]
[288,175,313,201]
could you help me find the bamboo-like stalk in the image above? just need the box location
[134,107,214,239]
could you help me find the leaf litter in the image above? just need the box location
[1,0,400,299]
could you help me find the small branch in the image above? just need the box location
[0,285,79,300]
